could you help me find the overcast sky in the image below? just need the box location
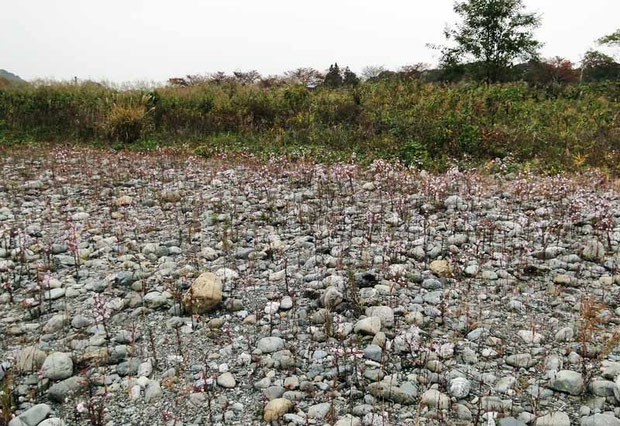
[2,0,618,83]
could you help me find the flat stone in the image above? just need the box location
[367,381,417,405]
[535,412,570,426]
[580,414,620,426]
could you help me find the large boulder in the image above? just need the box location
[7,403,51,426]
[183,272,223,313]
[549,370,584,395]
[40,352,73,381]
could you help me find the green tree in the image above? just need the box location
[342,67,360,86]
[436,0,542,83]
[324,63,343,88]
[598,29,620,48]
[581,50,620,82]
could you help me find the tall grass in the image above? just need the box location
[0,80,618,171]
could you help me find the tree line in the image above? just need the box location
[166,0,618,88]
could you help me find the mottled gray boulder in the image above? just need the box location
[506,353,538,368]
[549,370,584,395]
[449,377,471,399]
[580,414,620,426]
[535,412,570,426]
[420,389,450,409]
[41,352,73,381]
[257,337,285,353]
[8,403,51,426]
[48,376,86,403]
[367,381,417,405]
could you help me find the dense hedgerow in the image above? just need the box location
[0,80,618,171]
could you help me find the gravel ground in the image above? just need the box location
[0,147,619,426]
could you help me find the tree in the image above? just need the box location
[233,70,261,84]
[527,57,579,84]
[581,50,620,82]
[342,67,360,86]
[284,68,324,87]
[598,29,620,48]
[323,63,343,88]
[361,65,387,81]
[436,0,542,83]
[399,63,428,80]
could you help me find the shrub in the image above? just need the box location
[103,102,151,144]
[0,79,618,172]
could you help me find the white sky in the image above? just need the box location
[1,0,618,83]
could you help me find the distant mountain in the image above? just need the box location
[0,69,25,82]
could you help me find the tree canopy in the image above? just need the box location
[437,0,542,83]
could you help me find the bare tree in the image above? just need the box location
[233,70,262,85]
[284,68,324,87]
[361,65,387,81]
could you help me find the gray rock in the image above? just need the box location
[449,377,471,399]
[257,337,285,353]
[582,239,605,261]
[363,345,383,362]
[48,376,86,403]
[367,382,417,405]
[549,370,584,395]
[580,414,620,426]
[38,419,66,426]
[420,389,450,409]
[217,372,236,388]
[354,317,381,335]
[535,412,570,426]
[498,418,526,426]
[41,352,73,381]
[366,306,394,328]
[9,403,51,426]
[71,315,93,329]
[42,314,68,334]
[145,380,163,402]
[588,380,615,397]
[117,359,141,376]
[308,402,332,419]
[334,416,362,426]
[506,353,538,368]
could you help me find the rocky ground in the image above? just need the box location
[0,147,619,426]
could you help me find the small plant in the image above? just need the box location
[92,293,111,341]
[0,368,14,426]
